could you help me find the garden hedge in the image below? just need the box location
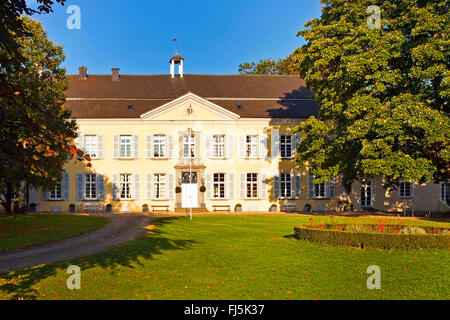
[294,224,450,249]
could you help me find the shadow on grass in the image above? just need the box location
[0,216,196,300]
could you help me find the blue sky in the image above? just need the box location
[30,0,322,75]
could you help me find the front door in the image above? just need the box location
[181,172,198,208]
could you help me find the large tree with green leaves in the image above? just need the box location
[293,0,449,192]
[0,16,89,214]
[238,52,299,75]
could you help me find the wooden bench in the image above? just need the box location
[212,205,231,212]
[282,203,297,213]
[151,205,169,213]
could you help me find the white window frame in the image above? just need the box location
[153,173,167,199]
[314,182,326,198]
[212,135,225,159]
[183,134,195,158]
[85,173,97,200]
[246,135,258,158]
[280,135,292,159]
[280,173,292,199]
[361,181,372,207]
[120,174,132,200]
[49,182,62,200]
[153,135,166,158]
[441,182,450,206]
[119,135,132,158]
[246,173,258,198]
[84,135,98,158]
[399,181,412,198]
[213,173,225,198]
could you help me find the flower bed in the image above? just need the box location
[294,223,450,249]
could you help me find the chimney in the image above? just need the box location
[78,66,87,80]
[111,68,120,81]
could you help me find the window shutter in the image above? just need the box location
[195,132,200,159]
[113,135,119,158]
[206,173,212,199]
[97,174,105,200]
[146,174,153,200]
[168,173,174,200]
[239,135,246,158]
[328,178,336,198]
[240,173,246,199]
[205,135,212,158]
[62,173,70,200]
[146,134,153,158]
[260,173,267,199]
[295,174,301,199]
[76,134,84,152]
[133,135,139,158]
[133,174,140,200]
[293,134,301,158]
[112,173,119,200]
[76,173,85,200]
[41,190,50,200]
[259,131,268,159]
[274,175,280,199]
[179,134,184,158]
[97,135,104,159]
[228,173,234,199]
[226,135,234,159]
[290,173,296,199]
[308,173,315,199]
[168,134,174,158]
[271,129,280,158]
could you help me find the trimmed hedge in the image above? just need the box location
[294,224,450,249]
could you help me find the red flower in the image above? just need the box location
[377,225,385,231]
[309,217,313,221]
[337,226,342,230]
[330,216,334,219]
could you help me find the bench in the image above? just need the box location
[151,205,169,213]
[282,203,297,213]
[212,205,231,212]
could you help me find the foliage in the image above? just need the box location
[238,52,299,75]
[292,0,450,191]
[0,17,90,213]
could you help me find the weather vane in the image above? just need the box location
[173,37,180,52]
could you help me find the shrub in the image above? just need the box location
[175,186,182,193]
[304,204,312,212]
[294,224,450,249]
[400,226,426,235]
[199,185,206,193]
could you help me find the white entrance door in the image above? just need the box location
[181,171,198,208]
[182,183,198,208]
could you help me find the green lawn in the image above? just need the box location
[0,214,109,253]
[0,214,449,300]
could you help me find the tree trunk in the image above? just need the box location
[1,183,13,214]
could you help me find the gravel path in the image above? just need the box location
[0,213,153,273]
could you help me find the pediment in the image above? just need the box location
[140,92,240,121]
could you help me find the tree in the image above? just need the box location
[238,52,299,75]
[292,0,449,192]
[0,17,88,214]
